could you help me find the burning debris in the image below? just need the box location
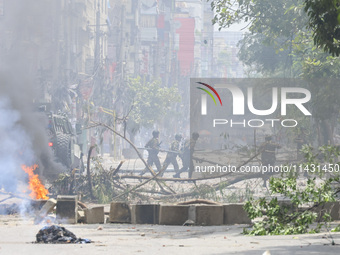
[36,225,91,244]
[21,164,49,200]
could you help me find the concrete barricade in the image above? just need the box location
[85,206,105,224]
[56,195,78,224]
[313,202,340,221]
[109,202,131,223]
[188,205,224,226]
[223,204,251,225]
[278,200,298,214]
[131,204,160,224]
[159,205,189,225]
[34,198,56,224]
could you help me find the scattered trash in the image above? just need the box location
[140,233,145,237]
[97,226,103,231]
[36,225,91,244]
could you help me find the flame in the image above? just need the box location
[21,164,49,200]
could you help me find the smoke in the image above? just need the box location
[0,96,30,192]
[0,72,65,193]
[0,1,66,194]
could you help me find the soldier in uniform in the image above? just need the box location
[159,134,182,177]
[260,135,281,187]
[175,132,199,178]
[140,130,161,175]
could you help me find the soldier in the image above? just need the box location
[159,134,182,177]
[175,132,199,178]
[140,130,161,175]
[260,135,281,187]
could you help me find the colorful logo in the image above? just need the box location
[196,82,223,106]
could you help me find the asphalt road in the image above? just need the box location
[0,215,340,255]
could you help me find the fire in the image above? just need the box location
[21,164,49,200]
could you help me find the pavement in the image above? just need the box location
[0,215,340,255]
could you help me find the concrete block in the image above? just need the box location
[85,206,105,224]
[278,200,298,214]
[31,199,48,212]
[77,210,85,223]
[159,205,189,225]
[223,204,251,225]
[313,202,340,221]
[34,198,56,224]
[56,195,78,224]
[131,204,159,224]
[109,202,131,223]
[188,205,224,226]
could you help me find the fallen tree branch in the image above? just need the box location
[116,150,262,182]
[112,170,166,200]
[0,191,31,202]
[0,195,14,204]
[89,121,175,195]
[113,182,151,200]
[177,199,221,205]
[112,160,125,176]
[111,148,263,200]
[156,172,264,200]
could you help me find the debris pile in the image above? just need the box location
[36,225,91,244]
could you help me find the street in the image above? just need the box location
[0,215,339,255]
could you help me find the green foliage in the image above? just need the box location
[210,0,305,36]
[209,0,340,146]
[209,0,340,78]
[243,197,320,235]
[209,0,307,76]
[210,0,340,56]
[243,145,340,236]
[331,224,340,232]
[53,156,123,203]
[127,76,180,127]
[304,0,340,56]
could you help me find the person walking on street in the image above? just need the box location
[140,130,161,175]
[176,132,199,178]
[159,134,182,177]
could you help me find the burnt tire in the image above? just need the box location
[56,133,73,169]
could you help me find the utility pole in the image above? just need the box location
[94,1,101,72]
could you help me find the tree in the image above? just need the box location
[209,0,340,145]
[210,0,340,56]
[209,0,340,237]
[244,145,340,236]
[304,0,340,56]
[125,76,180,142]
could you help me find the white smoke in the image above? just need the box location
[0,1,67,195]
[0,96,32,193]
